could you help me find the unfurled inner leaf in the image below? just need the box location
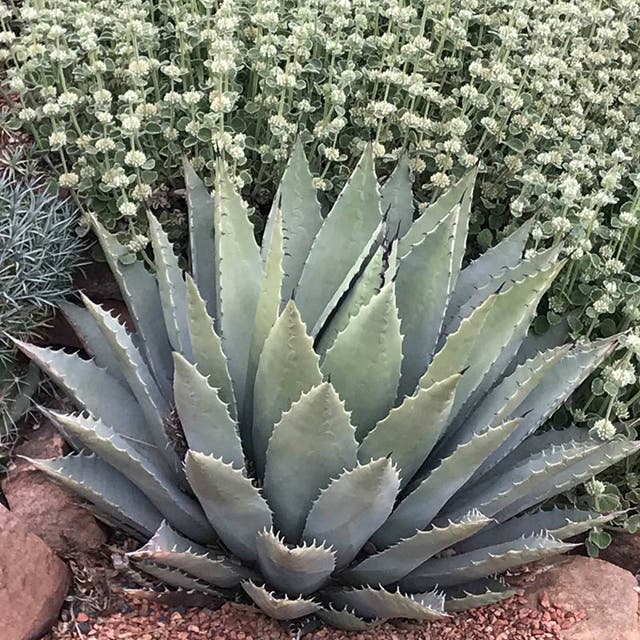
[321,281,403,440]
[296,146,382,330]
[263,382,357,541]
[252,301,322,478]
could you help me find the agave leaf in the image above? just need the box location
[446,217,535,325]
[448,246,562,339]
[28,453,162,539]
[135,561,217,593]
[241,581,320,619]
[455,508,619,554]
[327,585,445,621]
[263,382,357,541]
[128,521,256,588]
[173,353,243,467]
[315,246,385,356]
[185,275,237,419]
[343,510,491,587]
[399,169,475,255]
[255,529,335,596]
[88,214,173,396]
[418,293,496,389]
[302,458,400,569]
[395,208,459,399]
[309,222,383,338]
[444,579,516,612]
[185,451,272,563]
[449,344,572,456]
[443,438,612,523]
[443,261,565,431]
[381,156,414,240]
[245,207,284,433]
[81,295,171,456]
[13,340,149,442]
[318,606,382,631]
[492,439,640,524]
[358,373,461,489]
[400,534,576,590]
[450,169,474,291]
[321,281,403,439]
[184,158,216,318]
[213,161,263,419]
[147,213,191,358]
[484,425,591,481]
[252,301,323,478]
[296,146,382,330]
[372,418,521,548]
[42,409,214,543]
[262,138,323,302]
[506,320,570,377]
[474,338,617,478]
[384,239,400,282]
[59,302,126,384]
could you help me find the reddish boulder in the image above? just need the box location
[600,531,640,576]
[0,505,70,640]
[519,556,640,640]
[2,421,106,555]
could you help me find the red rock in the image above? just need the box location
[12,419,67,459]
[599,531,640,575]
[520,556,640,640]
[0,504,70,640]
[1,420,106,555]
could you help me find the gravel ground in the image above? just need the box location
[45,589,585,640]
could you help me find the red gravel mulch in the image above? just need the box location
[45,589,585,640]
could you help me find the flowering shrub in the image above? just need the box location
[2,0,640,531]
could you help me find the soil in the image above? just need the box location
[44,588,584,640]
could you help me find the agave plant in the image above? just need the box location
[14,142,638,628]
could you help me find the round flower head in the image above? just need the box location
[621,333,640,356]
[125,150,147,167]
[48,131,67,149]
[590,418,617,442]
[59,172,80,188]
[603,362,636,389]
[127,233,149,252]
[119,201,138,217]
[585,479,607,496]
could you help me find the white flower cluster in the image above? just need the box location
[3,2,640,425]
[585,479,607,496]
[622,332,640,356]
[603,362,637,390]
[590,418,617,441]
[3,0,638,225]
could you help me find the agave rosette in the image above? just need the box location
[15,142,635,628]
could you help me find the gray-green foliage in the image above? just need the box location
[0,160,84,444]
[18,145,637,628]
